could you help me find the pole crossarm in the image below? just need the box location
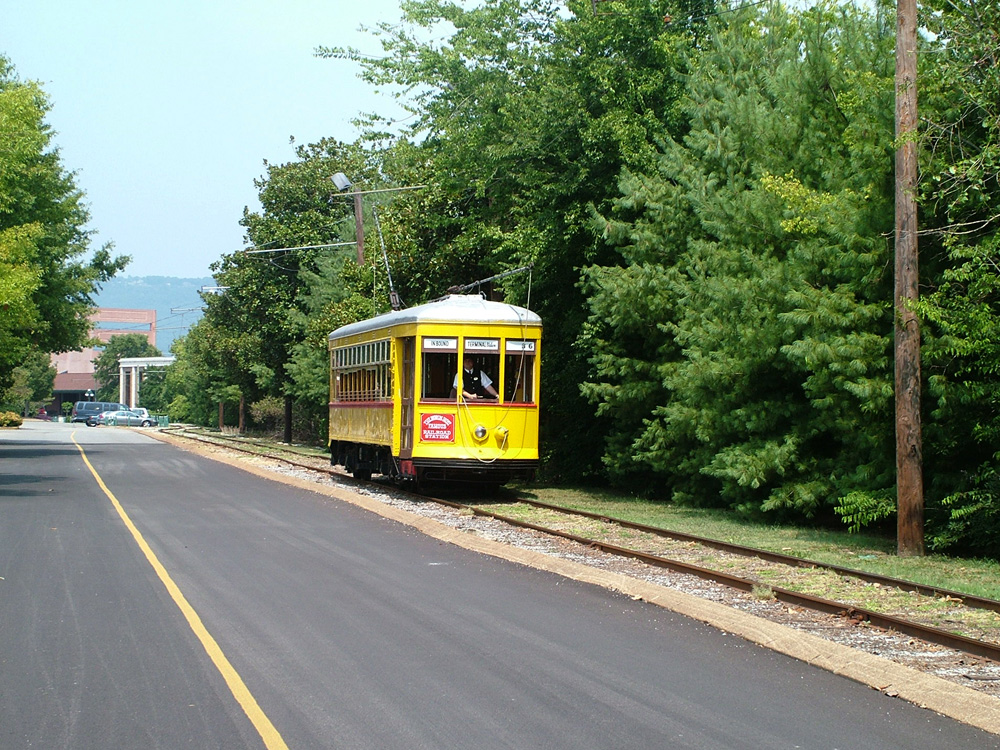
[335,185,427,198]
[244,242,357,255]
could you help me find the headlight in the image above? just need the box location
[473,424,488,440]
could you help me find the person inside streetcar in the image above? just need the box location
[452,356,498,400]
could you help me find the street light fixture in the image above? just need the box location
[84,389,94,401]
[331,172,352,191]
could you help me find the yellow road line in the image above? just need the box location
[71,432,289,750]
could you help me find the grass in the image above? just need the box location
[506,485,1000,602]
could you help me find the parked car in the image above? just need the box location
[72,400,128,423]
[86,409,155,427]
[85,410,115,427]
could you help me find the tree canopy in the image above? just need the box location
[0,56,129,391]
[584,1,898,518]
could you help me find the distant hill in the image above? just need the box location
[93,275,214,355]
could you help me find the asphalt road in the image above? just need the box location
[1,421,996,749]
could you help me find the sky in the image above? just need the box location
[1,0,407,279]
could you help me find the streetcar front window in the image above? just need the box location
[463,338,500,401]
[422,352,457,399]
[504,340,536,403]
[421,336,459,400]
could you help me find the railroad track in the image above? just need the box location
[159,427,1000,664]
[446,498,1000,662]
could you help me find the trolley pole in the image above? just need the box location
[894,0,924,556]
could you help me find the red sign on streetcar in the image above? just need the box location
[420,413,455,443]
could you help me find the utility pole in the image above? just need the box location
[331,174,426,268]
[894,0,924,556]
[353,189,365,266]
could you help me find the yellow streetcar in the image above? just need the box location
[328,294,542,487]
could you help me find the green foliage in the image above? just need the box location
[929,467,1000,558]
[0,411,23,427]
[320,0,696,477]
[0,57,129,391]
[224,140,372,395]
[912,0,1000,555]
[585,1,898,518]
[249,396,285,433]
[237,139,386,439]
[147,0,1000,556]
[579,262,678,483]
[161,138,387,438]
[286,249,384,405]
[161,322,236,426]
[834,491,895,534]
[0,349,55,414]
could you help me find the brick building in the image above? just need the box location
[49,308,157,412]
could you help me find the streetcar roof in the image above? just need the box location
[328,294,541,341]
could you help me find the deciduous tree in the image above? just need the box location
[0,350,55,415]
[0,56,128,390]
[914,0,1000,555]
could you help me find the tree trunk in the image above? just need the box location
[283,394,293,444]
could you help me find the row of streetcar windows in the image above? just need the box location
[331,340,392,402]
[332,335,537,404]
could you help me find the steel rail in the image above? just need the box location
[161,428,331,463]
[444,500,1000,663]
[509,498,1000,614]
[158,429,1000,662]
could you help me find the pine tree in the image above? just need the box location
[914,0,1000,555]
[585,1,899,518]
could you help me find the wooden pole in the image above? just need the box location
[353,192,365,265]
[894,0,924,556]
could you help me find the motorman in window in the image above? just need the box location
[453,356,499,400]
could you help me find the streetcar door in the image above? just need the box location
[399,336,415,458]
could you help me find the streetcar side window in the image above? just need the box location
[504,340,536,403]
[421,337,458,400]
[331,340,392,402]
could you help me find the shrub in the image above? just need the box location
[0,411,24,427]
[249,396,284,434]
